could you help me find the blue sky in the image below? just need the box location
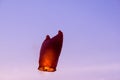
[0,0,120,80]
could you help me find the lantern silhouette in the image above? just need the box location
[38,30,63,72]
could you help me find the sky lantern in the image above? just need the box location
[38,30,63,72]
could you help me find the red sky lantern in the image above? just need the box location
[38,30,63,72]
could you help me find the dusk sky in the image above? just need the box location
[0,0,120,80]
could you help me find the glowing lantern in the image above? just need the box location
[38,30,63,72]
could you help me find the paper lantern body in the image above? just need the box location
[38,31,63,72]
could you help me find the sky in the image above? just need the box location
[0,0,120,80]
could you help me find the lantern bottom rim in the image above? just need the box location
[38,66,56,72]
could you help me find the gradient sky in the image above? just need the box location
[0,0,120,80]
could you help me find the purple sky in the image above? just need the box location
[0,0,120,80]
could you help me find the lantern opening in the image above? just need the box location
[38,66,55,72]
